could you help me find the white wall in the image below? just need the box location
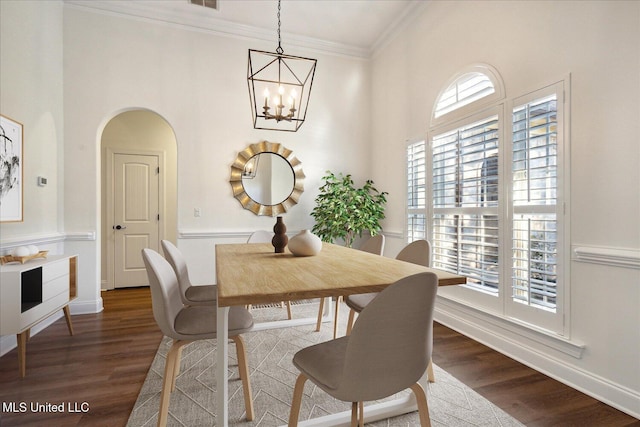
[0,0,64,240]
[61,7,372,291]
[371,0,640,417]
[2,0,638,418]
[0,0,70,356]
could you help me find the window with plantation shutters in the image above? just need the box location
[431,116,500,293]
[407,141,427,242]
[511,94,559,311]
[420,65,568,334]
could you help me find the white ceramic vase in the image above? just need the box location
[288,230,322,257]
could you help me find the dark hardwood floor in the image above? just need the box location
[0,288,162,427]
[0,287,638,426]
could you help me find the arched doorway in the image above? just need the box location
[100,109,177,289]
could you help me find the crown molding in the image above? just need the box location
[370,1,428,57]
[64,0,372,59]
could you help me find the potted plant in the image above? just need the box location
[311,171,388,247]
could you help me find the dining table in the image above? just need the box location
[215,242,466,426]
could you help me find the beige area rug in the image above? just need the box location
[127,301,524,427]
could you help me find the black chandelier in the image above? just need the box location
[247,0,317,132]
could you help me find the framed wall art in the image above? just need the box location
[1,114,24,222]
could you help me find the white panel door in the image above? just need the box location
[113,153,160,288]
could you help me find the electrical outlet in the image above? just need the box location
[194,208,201,217]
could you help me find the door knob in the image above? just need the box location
[113,225,127,230]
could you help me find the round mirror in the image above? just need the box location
[241,153,294,206]
[230,141,304,216]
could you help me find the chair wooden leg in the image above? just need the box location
[333,296,342,339]
[427,358,435,383]
[159,340,185,427]
[346,309,356,336]
[171,345,185,392]
[358,401,364,427]
[286,301,293,320]
[288,374,308,427]
[315,298,326,332]
[350,402,358,427]
[409,383,431,427]
[63,305,74,336]
[232,335,254,421]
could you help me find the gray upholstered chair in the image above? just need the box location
[142,248,255,426]
[345,239,430,334]
[344,239,435,383]
[161,240,216,306]
[316,234,385,338]
[358,233,386,255]
[247,230,293,319]
[289,272,437,427]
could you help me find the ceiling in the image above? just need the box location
[64,0,428,58]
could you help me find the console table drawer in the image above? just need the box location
[43,274,70,300]
[43,258,70,282]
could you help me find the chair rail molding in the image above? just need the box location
[572,245,640,270]
[0,231,96,253]
[0,232,67,252]
[178,230,253,240]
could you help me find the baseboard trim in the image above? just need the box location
[435,300,640,419]
[70,298,104,315]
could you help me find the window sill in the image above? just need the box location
[435,295,585,359]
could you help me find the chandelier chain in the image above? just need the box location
[276,0,283,54]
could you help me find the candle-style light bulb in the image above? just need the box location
[290,88,297,110]
[263,88,270,108]
[273,96,281,117]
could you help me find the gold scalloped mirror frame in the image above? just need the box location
[229,141,305,216]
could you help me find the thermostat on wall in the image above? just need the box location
[37,177,47,187]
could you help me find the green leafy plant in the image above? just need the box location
[311,171,388,247]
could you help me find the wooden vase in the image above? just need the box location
[272,216,288,253]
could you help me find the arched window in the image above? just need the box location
[431,64,504,126]
[407,64,569,335]
[434,72,494,118]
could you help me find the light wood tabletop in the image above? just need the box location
[215,242,466,307]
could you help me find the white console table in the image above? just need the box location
[0,255,77,377]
